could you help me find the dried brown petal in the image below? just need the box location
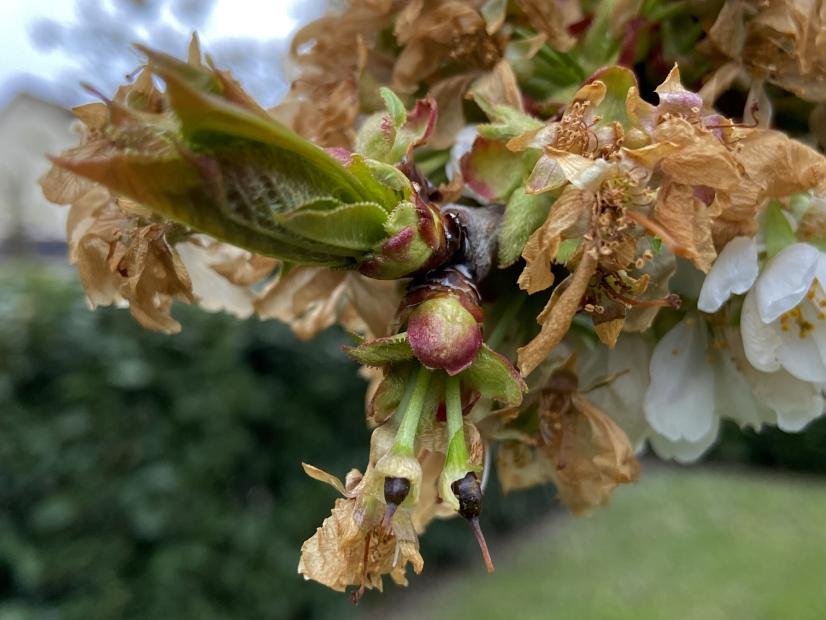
[715,128,826,244]
[393,2,497,93]
[56,185,196,334]
[652,183,716,273]
[175,239,272,319]
[256,267,346,340]
[736,128,826,199]
[298,498,424,593]
[707,0,826,102]
[496,441,552,494]
[544,393,640,515]
[594,318,624,349]
[514,0,578,51]
[429,74,476,149]
[471,59,524,111]
[649,118,741,191]
[302,463,348,496]
[518,187,590,294]
[256,268,400,340]
[518,248,598,376]
[706,0,748,59]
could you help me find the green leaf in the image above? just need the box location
[498,188,554,268]
[50,148,357,265]
[764,201,797,259]
[344,333,414,366]
[459,345,526,407]
[139,46,391,209]
[357,89,436,164]
[380,87,408,127]
[591,65,638,127]
[462,138,539,203]
[279,202,389,251]
[52,45,411,267]
[345,155,411,208]
[575,0,623,73]
[473,93,543,142]
[556,238,581,264]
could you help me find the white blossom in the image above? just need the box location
[741,242,826,383]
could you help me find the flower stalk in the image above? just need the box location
[377,365,431,529]
[391,365,432,457]
[442,374,494,573]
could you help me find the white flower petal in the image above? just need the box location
[649,418,720,463]
[743,367,825,432]
[579,335,653,448]
[802,300,826,365]
[816,254,826,291]
[697,236,759,313]
[569,158,615,192]
[713,351,762,429]
[741,290,783,373]
[776,326,826,382]
[755,242,820,323]
[644,317,715,442]
[446,125,478,182]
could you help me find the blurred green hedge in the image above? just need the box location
[1,264,824,620]
[0,264,373,619]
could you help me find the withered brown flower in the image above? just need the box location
[705,0,826,103]
[298,426,424,596]
[255,266,403,340]
[497,365,639,515]
[40,47,279,333]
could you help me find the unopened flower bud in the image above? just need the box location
[407,296,483,375]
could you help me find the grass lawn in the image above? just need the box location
[394,467,826,620]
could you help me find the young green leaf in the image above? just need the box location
[498,188,554,267]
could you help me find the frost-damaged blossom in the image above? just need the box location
[497,359,639,514]
[703,0,826,104]
[503,63,826,376]
[255,266,403,340]
[299,427,423,597]
[38,0,826,601]
[285,0,504,149]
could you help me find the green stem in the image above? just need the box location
[445,374,469,467]
[486,294,527,351]
[392,366,431,456]
[647,0,690,22]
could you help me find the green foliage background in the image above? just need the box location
[1,264,824,619]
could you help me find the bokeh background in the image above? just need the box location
[2,2,826,619]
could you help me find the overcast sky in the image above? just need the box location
[0,0,326,107]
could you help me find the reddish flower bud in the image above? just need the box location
[407,296,483,375]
